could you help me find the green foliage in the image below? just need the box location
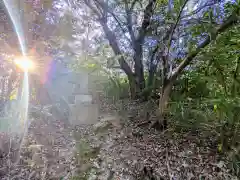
[168,25,240,176]
[72,139,100,180]
[156,0,168,7]
[170,97,240,176]
[171,72,210,101]
[75,139,100,163]
[102,76,129,101]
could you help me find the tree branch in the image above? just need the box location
[181,1,218,19]
[233,57,240,83]
[99,20,133,76]
[137,0,156,42]
[167,0,189,57]
[83,0,102,18]
[231,57,240,94]
[171,11,240,82]
[84,0,133,77]
[94,0,132,44]
[130,0,138,10]
[124,0,136,46]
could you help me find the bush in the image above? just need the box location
[102,76,129,102]
[169,97,240,176]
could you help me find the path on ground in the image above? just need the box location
[0,102,239,180]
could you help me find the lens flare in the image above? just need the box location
[14,57,34,71]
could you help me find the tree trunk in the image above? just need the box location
[159,81,173,117]
[100,21,141,99]
[147,69,155,89]
[142,64,157,100]
[133,52,145,92]
[128,75,139,100]
[150,81,173,130]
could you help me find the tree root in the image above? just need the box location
[149,118,167,131]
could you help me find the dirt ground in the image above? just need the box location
[0,101,239,180]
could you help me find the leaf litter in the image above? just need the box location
[0,100,238,180]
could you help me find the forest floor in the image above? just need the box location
[0,100,239,180]
[71,112,239,179]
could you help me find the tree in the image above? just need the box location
[67,0,240,126]
[156,1,240,127]
[69,0,160,99]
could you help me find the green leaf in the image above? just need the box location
[157,0,168,6]
[87,63,97,68]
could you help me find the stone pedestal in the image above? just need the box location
[69,103,99,125]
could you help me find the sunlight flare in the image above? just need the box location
[14,56,35,71]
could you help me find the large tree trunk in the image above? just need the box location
[133,44,145,92]
[100,21,142,99]
[84,0,157,100]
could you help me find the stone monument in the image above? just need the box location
[46,61,99,125]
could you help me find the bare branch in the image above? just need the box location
[167,0,189,57]
[181,1,218,19]
[83,0,102,18]
[137,0,157,42]
[130,0,138,11]
[123,0,136,45]
[99,19,133,77]
[83,0,133,77]
[94,0,132,44]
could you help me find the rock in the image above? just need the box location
[94,121,113,133]
[93,114,122,133]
